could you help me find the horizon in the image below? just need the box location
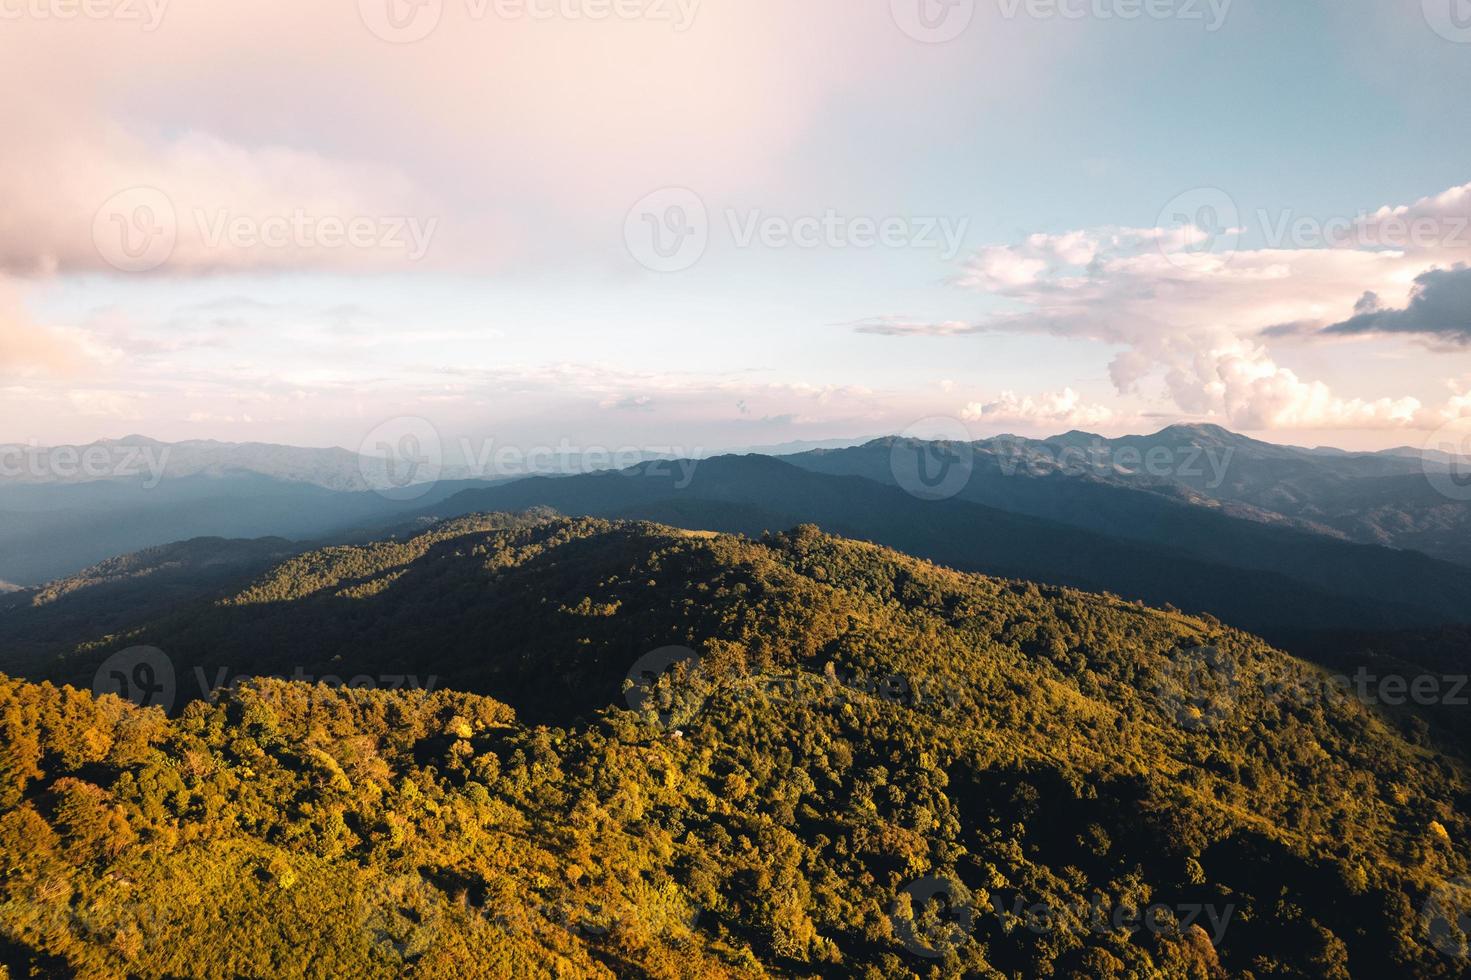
[0,419,1449,465]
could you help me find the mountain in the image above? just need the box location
[1,516,1467,977]
[414,454,1471,640]
[0,435,685,586]
[8,424,1470,588]
[880,424,1471,566]
[0,472,505,587]
[0,536,307,678]
[0,436,377,490]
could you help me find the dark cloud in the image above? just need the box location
[1323,266,1471,342]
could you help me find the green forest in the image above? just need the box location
[1,515,1469,977]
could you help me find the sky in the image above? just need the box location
[2,0,1471,456]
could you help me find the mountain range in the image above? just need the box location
[3,515,1468,976]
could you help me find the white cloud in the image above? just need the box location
[891,180,1471,431]
[961,387,1116,428]
[1166,340,1422,430]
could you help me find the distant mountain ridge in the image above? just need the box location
[917,423,1471,564]
[420,453,1471,639]
[5,422,1470,589]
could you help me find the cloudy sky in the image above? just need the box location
[3,0,1471,455]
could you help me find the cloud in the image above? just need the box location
[602,394,655,411]
[0,0,1053,280]
[1164,339,1422,430]
[1323,266,1471,343]
[0,129,444,276]
[961,388,1115,428]
[0,279,89,378]
[850,316,979,337]
[863,179,1471,431]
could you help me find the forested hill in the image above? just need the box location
[421,455,1471,638]
[1,515,1469,977]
